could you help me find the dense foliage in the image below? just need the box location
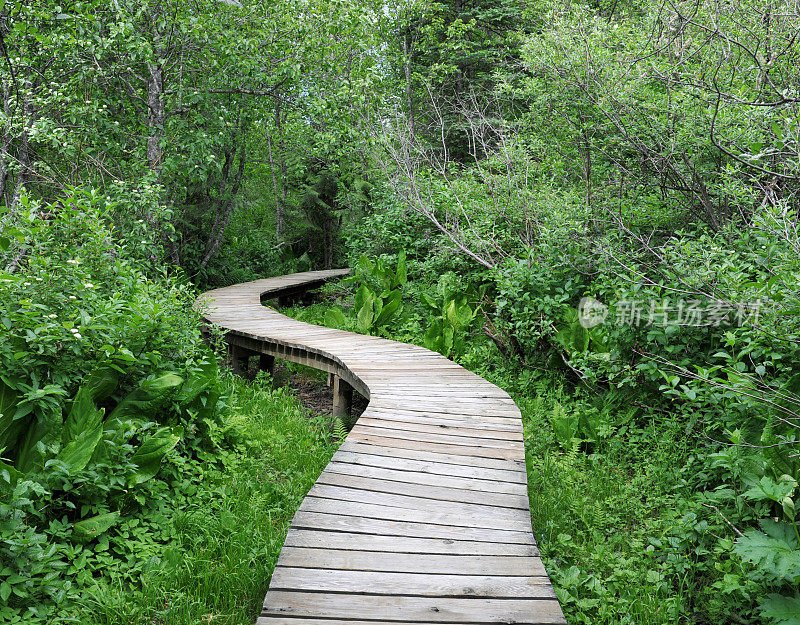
[3,0,800,623]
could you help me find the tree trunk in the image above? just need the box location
[11,82,35,208]
[198,143,246,271]
[146,59,165,174]
[402,32,414,133]
[0,79,11,203]
[267,103,284,241]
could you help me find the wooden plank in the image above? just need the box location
[324,460,528,495]
[363,406,522,429]
[351,422,525,450]
[357,414,523,439]
[299,497,533,533]
[261,592,566,624]
[315,471,530,509]
[269,567,553,597]
[307,484,529,523]
[275,547,546,576]
[290,511,536,545]
[334,445,528,481]
[346,431,523,460]
[282,529,538,556]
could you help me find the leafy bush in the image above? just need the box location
[0,188,239,621]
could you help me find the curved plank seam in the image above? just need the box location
[195,270,566,625]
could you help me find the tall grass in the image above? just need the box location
[79,373,339,625]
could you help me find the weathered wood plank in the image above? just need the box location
[261,591,566,624]
[282,529,538,555]
[268,567,553,597]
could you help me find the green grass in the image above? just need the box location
[509,379,697,625]
[75,372,340,625]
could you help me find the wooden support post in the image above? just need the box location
[228,343,249,376]
[259,354,275,376]
[332,375,353,420]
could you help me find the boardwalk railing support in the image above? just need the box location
[259,353,275,377]
[332,374,353,420]
[228,343,250,376]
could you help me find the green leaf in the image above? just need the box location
[420,292,440,313]
[58,422,103,471]
[423,318,445,352]
[0,236,9,251]
[0,379,24,453]
[374,289,402,327]
[760,594,800,625]
[175,356,218,406]
[356,292,376,332]
[324,307,348,329]
[63,391,104,446]
[16,410,58,473]
[109,373,183,421]
[0,581,10,603]
[734,519,800,581]
[743,476,796,505]
[552,401,579,449]
[354,283,371,311]
[72,511,120,543]
[0,459,22,492]
[442,325,454,356]
[395,250,407,286]
[129,425,183,485]
[81,366,119,402]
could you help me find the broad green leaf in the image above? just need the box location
[354,284,371,311]
[743,476,796,505]
[0,459,22,491]
[356,292,376,332]
[72,511,120,543]
[129,426,183,485]
[176,356,218,405]
[81,366,119,402]
[420,292,440,313]
[16,408,59,473]
[423,319,444,353]
[58,422,103,471]
[760,594,800,625]
[374,289,402,327]
[63,391,105,446]
[395,250,407,286]
[442,325,454,356]
[324,307,348,329]
[355,254,374,275]
[109,373,184,421]
[0,379,24,452]
[734,520,800,581]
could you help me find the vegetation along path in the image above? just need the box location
[196,270,565,625]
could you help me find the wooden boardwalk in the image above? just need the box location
[196,270,565,625]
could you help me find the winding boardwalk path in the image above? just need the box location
[196,270,565,625]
